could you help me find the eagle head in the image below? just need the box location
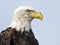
[9,6,43,32]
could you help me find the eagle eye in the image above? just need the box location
[26,9,34,12]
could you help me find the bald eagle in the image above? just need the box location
[0,6,43,45]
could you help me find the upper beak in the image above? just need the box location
[29,11,43,21]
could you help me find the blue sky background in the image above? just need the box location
[0,0,60,45]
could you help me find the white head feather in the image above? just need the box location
[9,6,35,32]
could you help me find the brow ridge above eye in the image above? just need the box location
[26,9,34,12]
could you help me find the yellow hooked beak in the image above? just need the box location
[28,11,43,21]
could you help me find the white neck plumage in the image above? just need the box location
[9,15,32,32]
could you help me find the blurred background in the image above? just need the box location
[0,0,60,45]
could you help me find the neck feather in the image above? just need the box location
[9,17,31,32]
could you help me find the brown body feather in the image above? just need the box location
[0,27,39,45]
